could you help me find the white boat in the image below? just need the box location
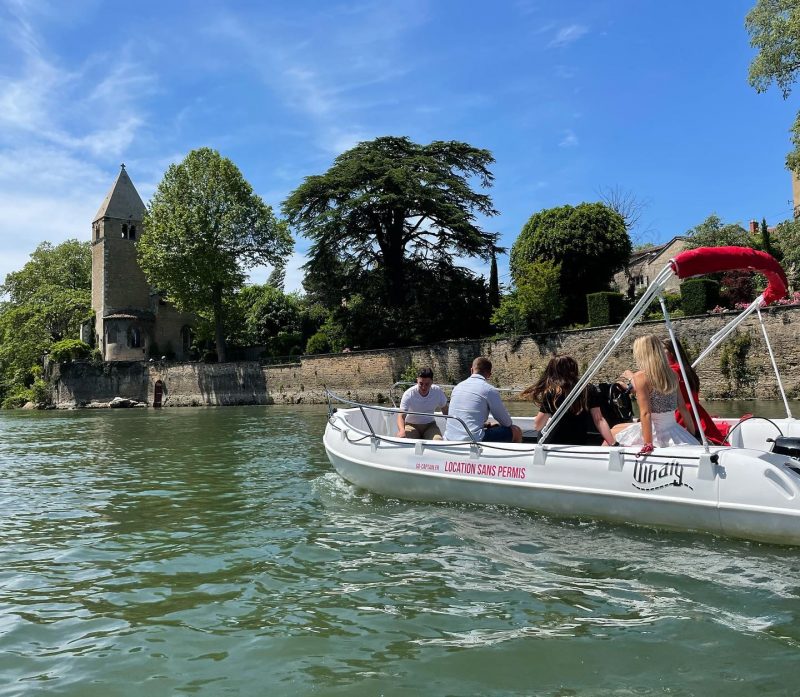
[324,247,800,545]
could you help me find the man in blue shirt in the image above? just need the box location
[444,357,522,443]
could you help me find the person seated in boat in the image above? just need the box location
[611,335,698,453]
[395,367,448,440]
[444,357,523,443]
[524,355,616,446]
[661,337,727,445]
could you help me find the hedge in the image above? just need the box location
[680,279,719,316]
[587,292,626,327]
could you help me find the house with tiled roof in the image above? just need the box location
[613,236,688,298]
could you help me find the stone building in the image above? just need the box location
[91,165,195,361]
[613,236,688,298]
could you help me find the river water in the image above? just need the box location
[2,402,800,696]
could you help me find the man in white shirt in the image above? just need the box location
[396,367,448,440]
[444,356,522,443]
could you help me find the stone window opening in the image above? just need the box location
[121,224,128,239]
[129,224,136,240]
[181,325,193,355]
[128,326,142,348]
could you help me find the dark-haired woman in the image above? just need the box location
[661,337,726,445]
[526,355,615,446]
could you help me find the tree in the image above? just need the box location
[283,136,501,310]
[597,185,653,246]
[2,240,90,305]
[746,0,800,171]
[0,240,91,403]
[489,250,501,308]
[139,148,292,362]
[491,260,564,334]
[773,218,800,288]
[760,217,777,259]
[267,262,286,291]
[684,214,753,249]
[510,203,630,324]
[244,285,304,356]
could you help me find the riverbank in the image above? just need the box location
[47,306,800,408]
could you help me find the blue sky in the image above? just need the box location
[0,0,794,293]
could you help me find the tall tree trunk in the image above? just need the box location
[212,283,227,363]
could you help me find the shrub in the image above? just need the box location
[399,363,419,383]
[720,332,755,392]
[587,292,626,327]
[30,378,48,404]
[48,339,91,363]
[719,270,754,308]
[680,279,719,315]
[643,291,682,320]
[0,377,48,409]
[305,331,330,355]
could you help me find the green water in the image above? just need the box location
[2,403,800,696]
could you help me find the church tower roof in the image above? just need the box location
[93,164,146,222]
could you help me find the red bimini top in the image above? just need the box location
[670,246,788,306]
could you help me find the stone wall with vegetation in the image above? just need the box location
[49,307,800,408]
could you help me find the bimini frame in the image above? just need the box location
[538,246,789,449]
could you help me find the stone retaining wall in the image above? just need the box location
[48,307,800,408]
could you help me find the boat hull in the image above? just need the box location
[325,409,800,546]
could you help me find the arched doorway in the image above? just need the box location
[153,380,164,408]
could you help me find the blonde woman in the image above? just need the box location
[611,335,698,454]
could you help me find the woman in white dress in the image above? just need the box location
[611,334,698,454]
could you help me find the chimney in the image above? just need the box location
[749,220,758,234]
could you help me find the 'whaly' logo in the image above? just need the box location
[632,460,693,491]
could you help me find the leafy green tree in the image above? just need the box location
[492,260,563,334]
[747,0,800,171]
[0,240,92,403]
[244,285,304,356]
[139,148,292,363]
[283,136,500,310]
[3,240,90,305]
[0,305,52,401]
[267,262,286,291]
[761,217,777,259]
[510,203,630,323]
[773,218,800,287]
[684,214,753,249]
[305,314,348,354]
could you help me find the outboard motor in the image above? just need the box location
[768,436,800,460]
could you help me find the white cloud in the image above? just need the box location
[559,129,579,148]
[549,24,589,48]
[206,5,424,158]
[0,1,161,284]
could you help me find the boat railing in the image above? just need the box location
[326,389,483,445]
[324,389,715,461]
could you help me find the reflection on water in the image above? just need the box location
[1,404,800,696]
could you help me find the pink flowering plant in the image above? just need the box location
[776,291,800,306]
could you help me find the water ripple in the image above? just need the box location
[2,405,800,696]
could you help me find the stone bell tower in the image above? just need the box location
[91,165,196,362]
[91,164,153,360]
